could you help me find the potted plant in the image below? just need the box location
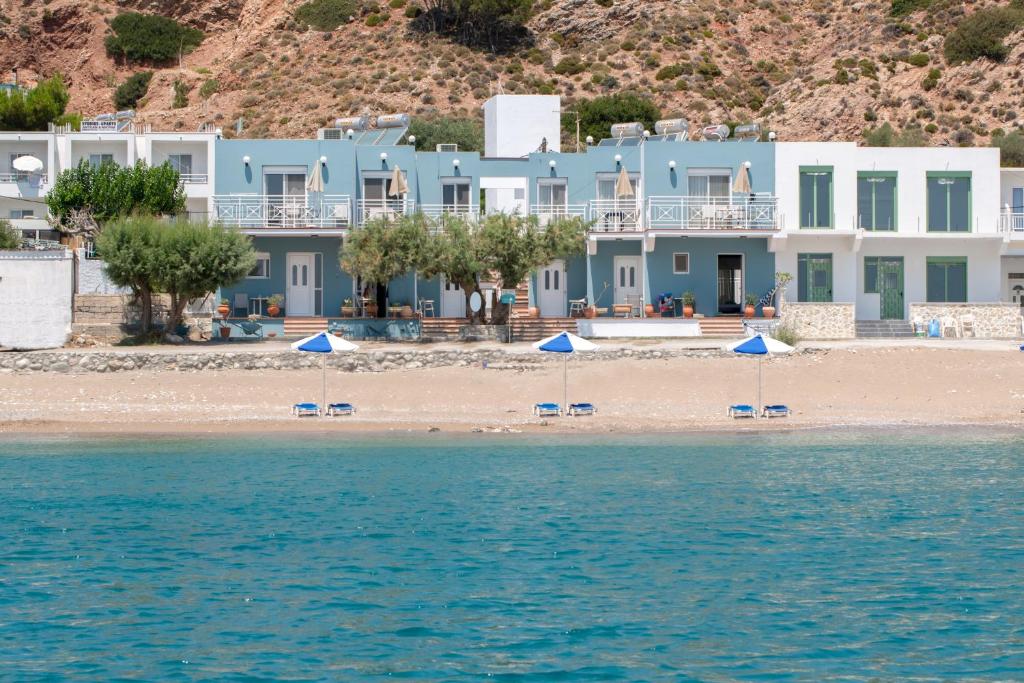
[584,305,597,319]
[218,321,231,339]
[762,301,776,319]
[366,300,378,317]
[400,301,414,318]
[682,291,695,318]
[744,293,757,318]
[341,298,356,317]
[267,294,283,317]
[644,302,655,317]
[217,298,231,318]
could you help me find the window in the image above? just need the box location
[927,172,971,232]
[441,178,471,208]
[797,253,833,302]
[248,252,270,279]
[687,169,731,197]
[265,170,305,197]
[167,154,193,176]
[1012,187,1024,214]
[596,173,638,200]
[9,153,30,180]
[864,256,903,293]
[537,179,568,206]
[673,252,690,274]
[857,172,897,231]
[799,167,833,229]
[88,154,114,169]
[927,257,967,302]
[9,209,35,219]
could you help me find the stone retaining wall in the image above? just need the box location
[780,303,856,340]
[72,294,213,344]
[0,347,798,374]
[908,303,1021,339]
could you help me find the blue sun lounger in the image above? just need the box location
[533,402,561,417]
[292,402,320,417]
[728,404,756,418]
[762,404,792,418]
[326,402,356,416]
[568,402,596,416]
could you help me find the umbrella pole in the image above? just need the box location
[322,354,326,417]
[563,354,568,416]
[758,356,762,418]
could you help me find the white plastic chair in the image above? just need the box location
[959,313,975,338]
[941,316,960,338]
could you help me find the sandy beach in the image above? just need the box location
[2,341,1023,435]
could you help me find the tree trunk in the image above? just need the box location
[137,286,153,335]
[164,293,188,340]
[376,283,388,318]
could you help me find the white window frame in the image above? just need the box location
[248,252,271,279]
[167,153,193,175]
[673,252,690,274]
[89,153,114,168]
[10,209,35,219]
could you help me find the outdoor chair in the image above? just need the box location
[292,403,320,417]
[568,402,596,416]
[728,404,756,418]
[569,298,587,317]
[533,402,561,417]
[625,294,642,318]
[419,299,436,318]
[762,405,792,418]
[959,314,976,338]
[941,316,961,338]
[327,403,356,416]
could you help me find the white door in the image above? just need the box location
[613,255,641,306]
[538,260,566,317]
[441,276,466,318]
[286,253,315,316]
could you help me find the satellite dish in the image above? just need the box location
[469,291,483,313]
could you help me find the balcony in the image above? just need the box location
[589,200,642,232]
[357,199,417,225]
[1000,211,1024,233]
[179,173,209,185]
[647,195,779,232]
[212,195,352,230]
[530,204,587,226]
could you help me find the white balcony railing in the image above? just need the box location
[179,173,209,184]
[212,195,352,229]
[648,195,779,231]
[0,172,46,186]
[588,199,642,232]
[1000,211,1024,233]
[530,204,587,226]
[357,198,417,225]
[419,204,480,219]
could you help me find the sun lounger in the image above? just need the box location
[762,404,791,418]
[533,402,561,417]
[728,404,756,418]
[326,402,355,416]
[292,402,320,417]
[568,402,596,416]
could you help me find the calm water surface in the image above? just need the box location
[1,431,1023,681]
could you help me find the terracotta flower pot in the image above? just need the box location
[584,306,597,319]
[763,305,776,319]
[219,326,231,339]
[217,304,230,318]
[528,307,539,318]
[644,304,655,316]
[683,305,694,318]
[744,304,755,319]
[400,305,414,319]
[267,305,280,317]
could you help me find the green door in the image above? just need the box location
[878,258,904,320]
[806,255,833,302]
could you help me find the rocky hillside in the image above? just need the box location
[1,0,1023,145]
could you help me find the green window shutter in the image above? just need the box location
[926,257,968,302]
[926,172,971,233]
[857,172,897,231]
[864,257,879,293]
[799,166,833,229]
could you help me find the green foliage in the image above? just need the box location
[114,71,153,109]
[295,0,357,30]
[0,219,21,250]
[410,0,534,52]
[0,75,70,131]
[907,52,929,67]
[96,216,163,334]
[891,0,930,16]
[199,78,219,99]
[172,79,189,108]
[994,131,1024,167]
[655,64,685,81]
[864,122,892,146]
[46,160,186,229]
[944,5,1024,65]
[365,13,386,25]
[340,214,431,288]
[407,116,483,152]
[104,12,204,63]
[419,216,489,321]
[863,122,928,147]
[566,93,661,144]
[772,324,799,346]
[553,55,587,75]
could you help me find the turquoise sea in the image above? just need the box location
[2,431,1023,681]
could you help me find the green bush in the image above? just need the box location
[199,78,219,99]
[994,130,1024,167]
[553,56,587,75]
[104,12,204,63]
[172,79,188,108]
[566,93,661,143]
[294,0,357,30]
[907,52,929,67]
[365,13,386,25]
[389,0,406,6]
[655,64,685,81]
[0,74,69,131]
[407,116,484,152]
[944,5,1024,65]
[114,71,153,109]
[404,5,421,17]
[0,219,21,250]
[773,324,799,347]
[864,122,894,146]
[891,0,930,16]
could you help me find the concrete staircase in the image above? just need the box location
[419,318,466,340]
[698,316,747,338]
[509,317,576,341]
[420,316,576,342]
[283,317,330,337]
[855,319,915,338]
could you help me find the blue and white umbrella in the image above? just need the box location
[726,333,794,413]
[291,331,360,411]
[533,331,599,412]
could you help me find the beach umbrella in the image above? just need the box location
[533,331,599,413]
[12,155,43,173]
[614,166,634,198]
[305,160,324,193]
[291,331,359,413]
[732,162,751,194]
[388,165,409,196]
[726,333,794,413]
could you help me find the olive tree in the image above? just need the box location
[95,216,163,333]
[420,215,489,323]
[340,214,432,315]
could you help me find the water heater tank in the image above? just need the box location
[375,113,410,129]
[335,116,369,131]
[734,123,762,141]
[610,122,644,139]
[701,124,731,141]
[655,118,689,138]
